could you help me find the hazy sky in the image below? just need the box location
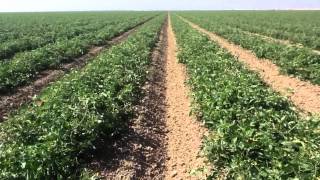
[0,0,320,12]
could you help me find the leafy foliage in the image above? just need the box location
[176,11,320,50]
[0,12,158,93]
[172,15,320,179]
[178,12,320,85]
[0,15,165,179]
[0,12,159,60]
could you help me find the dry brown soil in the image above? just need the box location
[164,16,208,180]
[180,16,320,115]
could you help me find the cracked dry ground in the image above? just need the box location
[85,16,209,179]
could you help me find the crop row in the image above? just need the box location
[0,14,157,93]
[0,13,157,60]
[0,14,165,179]
[178,13,320,85]
[0,18,111,60]
[177,11,320,50]
[0,12,154,43]
[172,15,320,179]
[0,13,94,42]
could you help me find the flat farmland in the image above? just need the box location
[0,11,320,179]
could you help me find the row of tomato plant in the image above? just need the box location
[178,13,320,85]
[0,12,95,42]
[172,15,320,179]
[0,14,165,179]
[177,11,320,50]
[0,12,157,60]
[0,12,151,43]
[0,13,157,93]
[0,17,108,60]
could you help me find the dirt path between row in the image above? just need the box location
[164,15,208,179]
[86,18,168,180]
[0,20,150,121]
[86,15,208,180]
[180,16,320,115]
[242,30,320,55]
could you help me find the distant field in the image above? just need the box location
[178,11,320,84]
[178,11,320,49]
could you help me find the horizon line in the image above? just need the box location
[1,9,320,13]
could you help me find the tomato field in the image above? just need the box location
[0,11,319,179]
[178,11,320,84]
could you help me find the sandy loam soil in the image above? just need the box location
[0,19,150,121]
[180,16,320,115]
[164,15,208,180]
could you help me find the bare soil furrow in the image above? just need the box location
[164,15,208,180]
[86,15,209,180]
[0,20,149,121]
[180,16,320,115]
[85,18,168,180]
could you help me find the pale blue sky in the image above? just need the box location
[0,0,320,12]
